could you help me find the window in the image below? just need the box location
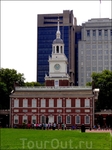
[40,115,46,123]
[32,116,36,124]
[23,116,28,123]
[110,30,112,36]
[56,46,59,53]
[98,56,102,60]
[93,30,96,36]
[57,99,62,107]
[41,99,46,107]
[85,99,90,107]
[87,30,90,37]
[32,99,36,107]
[98,30,102,36]
[86,44,90,49]
[14,115,19,124]
[75,115,80,124]
[76,99,80,107]
[14,99,19,107]
[85,116,90,124]
[23,99,28,107]
[104,30,108,36]
[57,116,62,124]
[54,80,59,87]
[49,99,54,107]
[92,44,96,49]
[66,115,71,124]
[98,44,102,49]
[61,46,63,53]
[66,99,71,107]
[92,50,96,54]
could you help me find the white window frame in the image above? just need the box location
[14,99,19,107]
[57,115,62,124]
[40,115,46,123]
[32,99,37,107]
[14,115,19,124]
[85,116,90,124]
[23,116,28,123]
[75,99,80,107]
[23,99,28,107]
[54,80,59,87]
[49,99,54,107]
[32,116,36,124]
[85,99,90,107]
[66,99,71,107]
[57,99,62,107]
[41,99,46,107]
[66,115,71,124]
[75,115,80,124]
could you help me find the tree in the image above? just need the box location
[0,68,25,109]
[24,81,44,87]
[86,70,112,110]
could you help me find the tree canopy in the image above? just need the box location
[86,70,112,110]
[0,68,25,109]
[0,68,44,109]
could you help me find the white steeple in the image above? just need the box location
[45,18,70,84]
[56,19,61,39]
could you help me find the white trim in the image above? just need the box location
[22,115,28,123]
[85,115,90,124]
[31,115,36,124]
[49,99,54,107]
[14,99,19,107]
[57,115,62,124]
[41,99,46,107]
[23,99,28,107]
[75,115,80,124]
[75,99,80,108]
[40,115,46,123]
[14,115,19,124]
[66,115,71,124]
[85,99,90,107]
[32,99,37,107]
[57,99,62,107]
[66,99,71,107]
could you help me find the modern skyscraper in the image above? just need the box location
[78,18,112,86]
[37,10,77,85]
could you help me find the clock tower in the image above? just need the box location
[45,19,70,87]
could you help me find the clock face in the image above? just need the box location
[54,64,60,70]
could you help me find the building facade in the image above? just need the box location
[37,10,76,85]
[78,18,112,86]
[10,20,99,129]
[10,86,96,128]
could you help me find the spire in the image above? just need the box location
[56,19,61,39]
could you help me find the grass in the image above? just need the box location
[0,128,112,150]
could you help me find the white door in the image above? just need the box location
[48,116,54,123]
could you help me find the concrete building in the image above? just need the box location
[37,10,77,85]
[78,18,112,86]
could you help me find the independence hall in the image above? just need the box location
[10,20,99,128]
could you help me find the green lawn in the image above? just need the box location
[0,128,112,150]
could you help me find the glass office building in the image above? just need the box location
[37,10,77,85]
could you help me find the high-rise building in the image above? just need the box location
[78,18,112,86]
[37,10,77,85]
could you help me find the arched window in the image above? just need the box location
[61,46,63,53]
[53,46,55,53]
[56,46,59,53]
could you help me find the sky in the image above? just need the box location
[1,0,112,82]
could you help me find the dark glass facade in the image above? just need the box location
[75,31,81,85]
[37,26,69,84]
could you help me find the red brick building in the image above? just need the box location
[10,19,99,128]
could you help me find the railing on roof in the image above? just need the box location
[15,86,92,91]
